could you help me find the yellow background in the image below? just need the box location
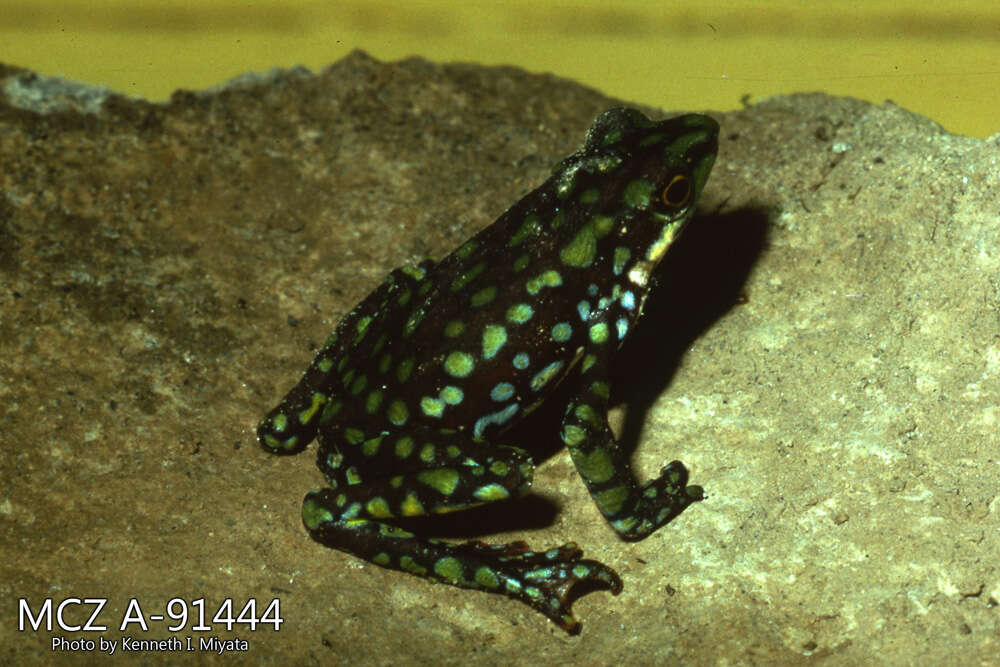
[2,0,998,137]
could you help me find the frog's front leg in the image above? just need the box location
[561,321,704,540]
[304,429,622,633]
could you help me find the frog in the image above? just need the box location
[258,107,719,633]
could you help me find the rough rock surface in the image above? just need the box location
[1,51,997,664]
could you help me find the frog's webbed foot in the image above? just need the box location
[618,460,704,541]
[454,540,622,633]
[307,503,622,632]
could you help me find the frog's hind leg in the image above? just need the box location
[257,261,437,454]
[302,434,622,633]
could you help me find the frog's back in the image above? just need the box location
[324,109,719,443]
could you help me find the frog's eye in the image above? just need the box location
[660,174,691,208]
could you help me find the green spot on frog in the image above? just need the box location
[444,350,475,378]
[506,303,533,324]
[551,322,572,343]
[440,385,464,405]
[475,567,501,589]
[401,265,427,280]
[588,322,609,344]
[507,214,541,247]
[377,353,392,374]
[613,247,631,276]
[451,261,486,292]
[481,325,507,360]
[434,557,465,585]
[489,460,510,476]
[579,187,600,204]
[257,107,718,634]
[623,178,655,209]
[593,485,629,516]
[560,214,614,268]
[561,424,585,447]
[560,229,596,268]
[513,352,530,370]
[301,498,334,531]
[590,381,610,399]
[354,316,372,344]
[571,447,615,484]
[454,239,479,261]
[490,382,515,402]
[530,361,565,392]
[574,404,602,428]
[379,523,416,539]
[271,412,288,433]
[401,493,424,516]
[474,484,510,501]
[639,132,665,147]
[361,435,385,456]
[470,286,497,307]
[420,396,444,418]
[400,556,428,576]
[525,269,562,295]
[402,309,425,337]
[298,393,326,426]
[394,436,414,458]
[364,391,382,414]
[417,468,460,495]
[366,496,392,518]
[387,399,408,426]
[396,358,415,383]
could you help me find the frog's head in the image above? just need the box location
[550,107,718,287]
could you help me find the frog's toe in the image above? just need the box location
[257,410,312,455]
[644,460,704,522]
[658,460,705,502]
[492,544,622,634]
